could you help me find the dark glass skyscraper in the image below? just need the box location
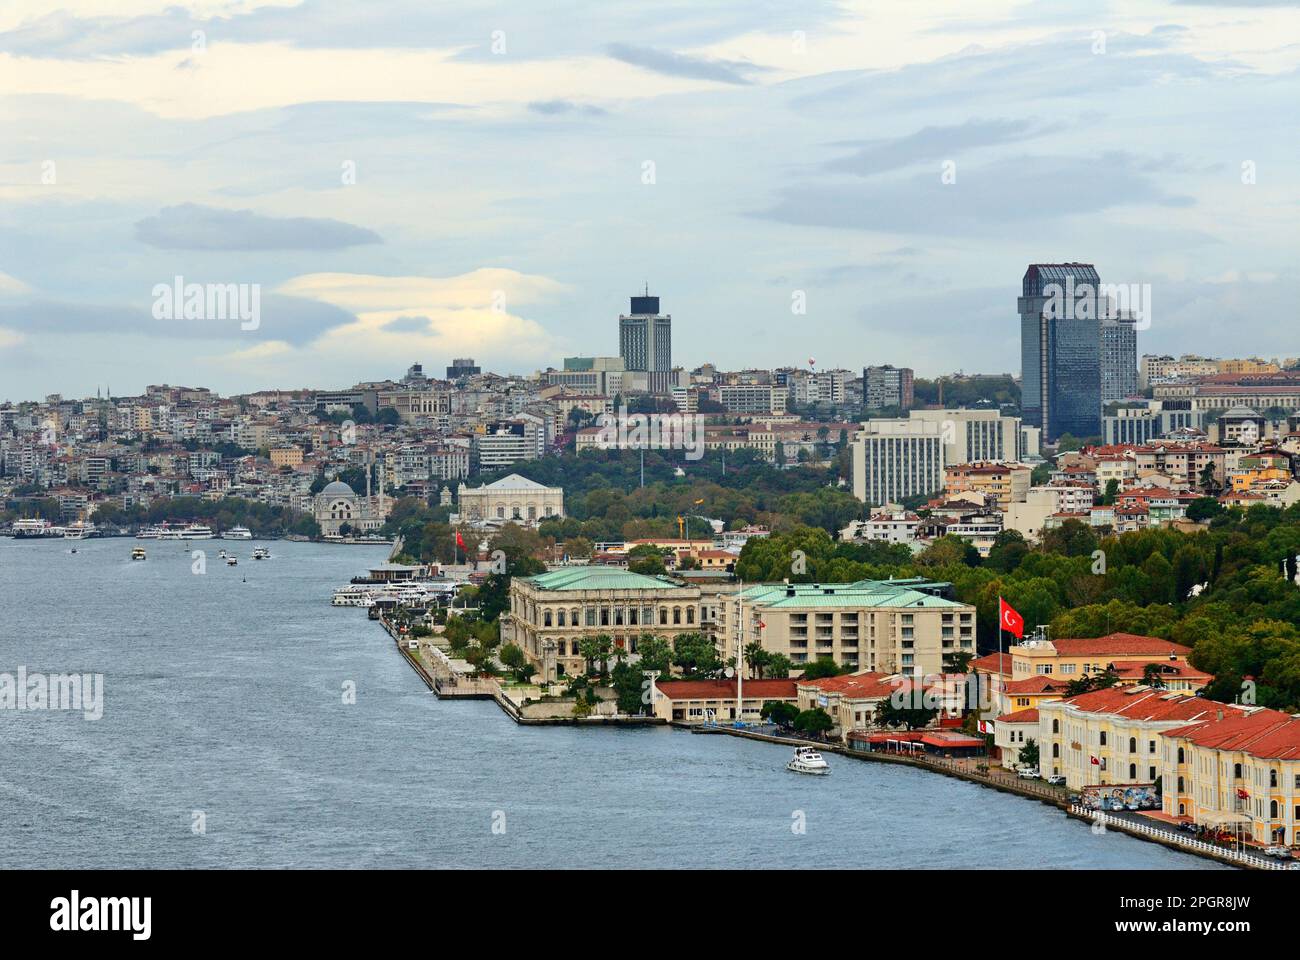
[1018,263,1102,442]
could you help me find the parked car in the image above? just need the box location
[1046,775,1067,786]
[1017,767,1040,779]
[1178,822,1199,834]
[1263,845,1292,858]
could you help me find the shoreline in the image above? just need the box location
[371,615,1283,871]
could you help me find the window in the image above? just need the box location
[1052,743,1060,758]
[1178,748,1185,764]
[686,607,694,624]
[673,608,681,625]
[585,608,596,627]
[543,610,552,627]
[557,610,566,627]
[1149,740,1156,754]
[1270,769,1278,788]
[1052,719,1059,734]
[1099,732,1107,747]
[1129,764,1137,780]
[1148,767,1156,781]
[1234,763,1243,779]
[660,609,668,625]
[600,609,610,627]
[1129,737,1137,753]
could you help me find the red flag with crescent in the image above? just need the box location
[999,597,1025,639]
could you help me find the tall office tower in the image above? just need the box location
[1018,263,1102,442]
[863,365,915,410]
[618,291,672,395]
[1100,314,1139,402]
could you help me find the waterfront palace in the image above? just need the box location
[500,568,703,681]
[501,570,976,683]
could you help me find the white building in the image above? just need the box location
[455,474,564,526]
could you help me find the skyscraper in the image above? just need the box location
[1018,263,1102,442]
[618,291,672,395]
[1100,314,1139,402]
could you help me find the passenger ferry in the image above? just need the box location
[131,546,147,561]
[224,526,253,540]
[12,518,64,538]
[159,524,215,540]
[252,547,270,560]
[63,520,97,540]
[136,524,170,539]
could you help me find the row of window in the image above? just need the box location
[539,606,695,628]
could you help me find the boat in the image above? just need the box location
[224,526,253,540]
[131,547,147,560]
[136,524,169,539]
[786,746,831,776]
[63,520,97,540]
[12,518,65,539]
[159,524,215,540]
[252,547,269,560]
[226,556,238,566]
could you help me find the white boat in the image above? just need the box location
[131,546,147,560]
[787,746,831,776]
[252,547,269,560]
[63,520,96,539]
[12,518,64,538]
[159,524,215,540]
[224,526,253,540]
[226,555,238,566]
[136,524,168,539]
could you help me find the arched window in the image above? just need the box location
[1271,769,1279,788]
[1129,763,1137,780]
[1129,737,1137,753]
[1234,763,1243,779]
[1052,743,1060,758]
[673,607,682,625]
[1099,732,1107,747]
[1271,800,1279,818]
[1178,776,1185,792]
[1177,747,1185,764]
[686,607,695,624]
[543,610,552,627]
[1052,719,1059,734]
[496,506,505,518]
[660,608,668,625]
[557,610,566,627]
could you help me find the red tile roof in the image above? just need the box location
[1162,708,1300,761]
[656,679,797,700]
[1056,687,1230,723]
[996,708,1039,724]
[1049,633,1191,657]
[970,652,1011,676]
[1108,660,1211,681]
[796,671,901,700]
[1002,675,1069,694]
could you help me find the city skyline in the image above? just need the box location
[2,1,1298,399]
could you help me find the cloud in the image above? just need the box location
[527,99,608,116]
[824,118,1058,176]
[0,272,31,296]
[276,267,567,366]
[0,293,358,345]
[0,327,24,349]
[134,204,382,250]
[758,152,1195,234]
[605,43,770,85]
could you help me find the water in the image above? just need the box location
[0,538,1224,869]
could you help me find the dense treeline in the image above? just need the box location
[737,504,1300,710]
[92,497,320,538]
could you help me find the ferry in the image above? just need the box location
[12,518,65,539]
[63,520,97,540]
[131,546,147,561]
[159,524,215,540]
[787,746,830,776]
[136,524,169,539]
[226,555,238,566]
[224,526,253,540]
[252,547,270,560]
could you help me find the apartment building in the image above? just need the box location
[1009,633,1193,682]
[943,461,1032,510]
[717,579,976,679]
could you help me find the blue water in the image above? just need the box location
[0,538,1224,869]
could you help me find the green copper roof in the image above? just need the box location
[524,568,685,592]
[736,579,969,609]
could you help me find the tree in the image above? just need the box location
[760,700,799,727]
[1187,497,1223,522]
[875,695,937,731]
[799,657,846,680]
[579,633,614,679]
[793,708,834,737]
[1018,738,1040,769]
[671,633,722,677]
[743,640,771,678]
[611,659,645,715]
[1142,662,1167,689]
[499,643,535,683]
[636,635,673,679]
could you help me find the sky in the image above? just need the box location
[0,0,1297,401]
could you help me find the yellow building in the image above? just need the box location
[1160,707,1300,847]
[794,672,904,740]
[1009,633,1192,682]
[1038,687,1225,790]
[943,462,1032,509]
[651,678,796,724]
[270,446,304,468]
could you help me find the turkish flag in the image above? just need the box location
[1236,788,1250,800]
[1090,756,1100,765]
[999,598,1025,639]
[455,531,466,550]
